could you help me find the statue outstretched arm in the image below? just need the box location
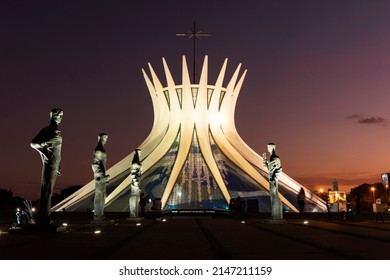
[31,127,61,160]
[262,153,269,167]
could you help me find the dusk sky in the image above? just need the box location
[2,0,390,200]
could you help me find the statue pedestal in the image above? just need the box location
[91,218,111,225]
[263,218,286,224]
[126,217,143,221]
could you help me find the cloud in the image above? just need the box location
[347,114,387,126]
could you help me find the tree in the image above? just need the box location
[350,182,386,212]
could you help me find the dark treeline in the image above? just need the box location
[0,185,82,211]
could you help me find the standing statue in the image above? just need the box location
[262,143,283,220]
[130,149,142,180]
[129,179,141,217]
[30,108,63,225]
[92,133,109,222]
[129,149,142,218]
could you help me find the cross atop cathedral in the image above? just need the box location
[176,22,212,83]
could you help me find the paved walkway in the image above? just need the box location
[1,212,390,260]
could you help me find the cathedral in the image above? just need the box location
[52,56,327,213]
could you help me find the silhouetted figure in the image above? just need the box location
[152,198,162,210]
[92,133,109,222]
[229,198,240,210]
[16,209,28,225]
[239,197,248,218]
[30,108,63,225]
[263,143,283,220]
[139,193,149,217]
[356,194,361,214]
[297,187,305,218]
[326,189,332,221]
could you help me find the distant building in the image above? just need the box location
[332,180,339,191]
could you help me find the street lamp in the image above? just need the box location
[318,188,327,200]
[381,173,389,205]
[371,187,375,203]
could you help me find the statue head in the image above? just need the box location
[50,108,63,125]
[98,133,108,145]
[267,143,276,154]
[132,149,141,165]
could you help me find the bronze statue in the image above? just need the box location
[92,133,109,222]
[30,108,63,225]
[263,143,283,220]
[129,179,141,217]
[130,149,142,180]
[129,149,142,217]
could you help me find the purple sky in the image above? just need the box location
[2,0,390,200]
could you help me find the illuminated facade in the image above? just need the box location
[53,56,327,212]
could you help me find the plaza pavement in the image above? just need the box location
[1,211,390,260]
